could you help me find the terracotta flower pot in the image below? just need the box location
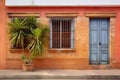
[22,63,33,71]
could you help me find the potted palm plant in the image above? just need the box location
[9,16,49,71]
[24,17,49,71]
[21,26,49,71]
[21,16,40,71]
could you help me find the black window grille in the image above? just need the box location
[50,18,74,49]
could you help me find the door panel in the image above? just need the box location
[90,19,99,64]
[90,18,109,64]
[100,19,109,64]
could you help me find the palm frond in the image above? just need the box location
[8,18,27,49]
[27,26,49,57]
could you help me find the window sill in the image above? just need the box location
[48,48,76,53]
[10,49,29,53]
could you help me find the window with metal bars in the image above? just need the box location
[50,18,74,49]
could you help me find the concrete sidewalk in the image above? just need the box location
[0,69,120,79]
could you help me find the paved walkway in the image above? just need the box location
[0,69,120,79]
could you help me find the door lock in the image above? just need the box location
[99,42,101,45]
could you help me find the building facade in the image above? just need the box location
[0,0,120,69]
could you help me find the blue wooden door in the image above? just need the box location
[90,18,109,64]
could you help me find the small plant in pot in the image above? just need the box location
[21,54,33,71]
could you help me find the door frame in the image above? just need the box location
[89,18,110,65]
[86,14,116,66]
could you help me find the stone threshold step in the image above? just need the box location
[0,75,120,79]
[0,79,120,80]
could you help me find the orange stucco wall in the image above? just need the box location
[115,14,120,61]
[4,6,120,69]
[0,0,6,69]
